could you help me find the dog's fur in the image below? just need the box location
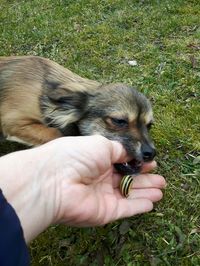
[0,56,155,164]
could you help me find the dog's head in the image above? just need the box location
[43,82,156,174]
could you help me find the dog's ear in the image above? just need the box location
[45,80,88,113]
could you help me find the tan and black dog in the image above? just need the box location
[0,56,155,174]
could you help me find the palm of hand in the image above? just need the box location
[57,164,163,227]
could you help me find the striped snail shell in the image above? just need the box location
[120,175,134,198]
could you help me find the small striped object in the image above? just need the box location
[120,175,134,197]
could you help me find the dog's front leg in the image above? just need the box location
[3,121,63,146]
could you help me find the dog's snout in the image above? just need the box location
[141,144,156,162]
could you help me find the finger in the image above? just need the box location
[114,198,154,221]
[128,188,163,202]
[132,174,166,189]
[110,141,129,163]
[141,161,157,173]
[112,160,159,188]
[113,187,163,202]
[112,173,166,189]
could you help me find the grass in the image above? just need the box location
[0,0,200,265]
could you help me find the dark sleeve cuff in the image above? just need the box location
[0,189,30,266]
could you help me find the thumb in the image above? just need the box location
[110,141,129,164]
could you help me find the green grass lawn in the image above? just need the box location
[0,0,200,265]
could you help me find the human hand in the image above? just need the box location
[46,136,166,226]
[0,136,166,242]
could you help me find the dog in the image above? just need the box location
[0,56,155,174]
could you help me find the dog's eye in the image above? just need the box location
[110,118,128,128]
[147,122,153,130]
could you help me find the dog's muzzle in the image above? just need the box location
[114,146,156,175]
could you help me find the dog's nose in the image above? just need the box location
[142,144,156,162]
